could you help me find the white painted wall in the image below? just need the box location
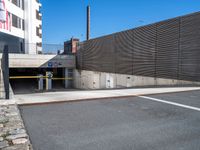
[0,0,42,54]
[24,0,42,54]
[0,0,24,38]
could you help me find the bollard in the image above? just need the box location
[46,72,53,90]
[38,74,43,90]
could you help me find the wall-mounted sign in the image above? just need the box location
[48,62,53,68]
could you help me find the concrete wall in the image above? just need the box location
[74,70,200,90]
[0,54,75,68]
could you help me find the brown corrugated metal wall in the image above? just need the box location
[77,12,200,82]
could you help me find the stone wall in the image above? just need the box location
[0,105,32,150]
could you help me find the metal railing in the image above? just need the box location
[0,43,65,55]
[1,45,9,99]
[42,44,64,54]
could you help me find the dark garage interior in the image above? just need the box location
[9,68,67,94]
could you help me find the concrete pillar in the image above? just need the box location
[63,68,73,88]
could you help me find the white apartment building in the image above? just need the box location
[0,0,42,54]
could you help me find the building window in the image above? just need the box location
[12,14,21,29]
[22,19,24,30]
[37,42,42,47]
[21,0,24,10]
[11,0,24,9]
[12,14,18,28]
[36,27,40,36]
[12,0,19,6]
[36,10,42,20]
[36,26,42,38]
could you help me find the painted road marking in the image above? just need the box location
[139,96,200,112]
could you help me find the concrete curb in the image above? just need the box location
[18,88,200,106]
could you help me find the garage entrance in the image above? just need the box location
[9,68,73,94]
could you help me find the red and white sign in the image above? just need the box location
[0,0,11,31]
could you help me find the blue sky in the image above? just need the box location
[40,0,200,44]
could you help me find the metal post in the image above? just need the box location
[87,5,90,40]
[3,45,9,99]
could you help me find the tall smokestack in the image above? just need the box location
[87,5,90,40]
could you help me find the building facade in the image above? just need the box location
[0,0,42,54]
[64,38,80,55]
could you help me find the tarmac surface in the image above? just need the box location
[20,90,200,150]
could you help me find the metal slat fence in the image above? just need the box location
[77,12,200,83]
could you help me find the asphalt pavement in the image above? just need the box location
[20,90,200,150]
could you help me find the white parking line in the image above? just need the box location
[139,96,200,112]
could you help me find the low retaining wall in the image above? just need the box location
[0,104,32,150]
[74,70,200,90]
